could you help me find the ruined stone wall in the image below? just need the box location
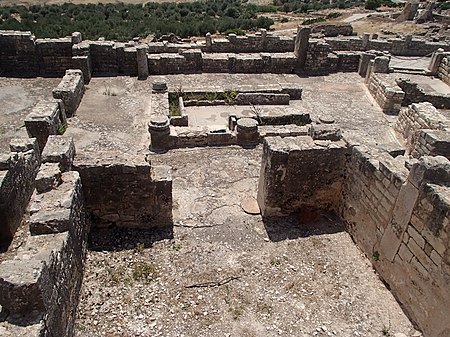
[36,38,73,76]
[340,150,450,337]
[396,77,450,109]
[201,34,294,53]
[0,140,40,244]
[257,136,349,217]
[74,158,172,229]
[366,72,405,114]
[438,54,450,85]
[52,69,85,118]
[311,23,353,37]
[325,35,450,56]
[412,129,450,159]
[395,102,449,155]
[0,30,39,76]
[148,52,297,74]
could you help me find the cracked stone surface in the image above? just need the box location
[74,146,416,337]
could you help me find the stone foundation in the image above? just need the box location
[52,69,85,117]
[366,73,405,114]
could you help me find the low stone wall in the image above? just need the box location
[324,35,450,56]
[366,73,405,114]
[52,69,85,117]
[0,139,40,245]
[201,32,294,53]
[395,102,449,154]
[148,52,297,74]
[24,99,67,152]
[257,135,349,217]
[412,129,450,159]
[0,30,39,76]
[396,77,450,109]
[438,54,450,85]
[340,149,450,337]
[74,157,172,229]
[311,23,353,37]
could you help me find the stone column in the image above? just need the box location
[427,48,445,76]
[236,118,259,147]
[362,32,370,50]
[261,28,267,50]
[294,26,310,70]
[358,52,376,77]
[71,32,82,44]
[149,115,170,151]
[372,56,390,73]
[205,32,212,48]
[136,45,149,80]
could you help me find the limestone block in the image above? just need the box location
[41,135,75,172]
[52,69,85,117]
[235,93,290,105]
[35,163,62,194]
[309,124,342,141]
[24,100,67,152]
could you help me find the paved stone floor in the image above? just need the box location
[0,77,61,153]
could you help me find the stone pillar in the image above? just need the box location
[228,33,237,44]
[294,26,311,70]
[362,32,370,49]
[236,118,259,147]
[396,0,419,22]
[427,48,445,75]
[379,156,450,262]
[358,52,376,77]
[372,56,390,73]
[71,32,82,44]
[205,32,212,47]
[136,45,149,80]
[261,28,267,50]
[404,34,413,50]
[149,115,170,152]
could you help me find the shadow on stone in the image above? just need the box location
[262,210,345,242]
[88,225,174,252]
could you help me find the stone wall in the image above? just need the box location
[74,157,172,229]
[0,30,39,76]
[52,69,85,117]
[257,135,349,217]
[412,129,450,159]
[148,52,297,74]
[366,72,405,114]
[396,77,450,109]
[201,33,294,53]
[0,139,40,246]
[0,170,88,337]
[324,35,450,56]
[340,150,450,337]
[395,102,449,155]
[310,23,353,37]
[438,54,450,85]
[36,38,73,76]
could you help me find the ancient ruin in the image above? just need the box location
[0,4,449,336]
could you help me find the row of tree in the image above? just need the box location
[0,1,274,41]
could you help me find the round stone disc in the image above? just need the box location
[241,197,261,215]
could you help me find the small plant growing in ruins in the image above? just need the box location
[134,242,145,255]
[250,104,263,124]
[172,243,183,251]
[382,321,392,337]
[132,262,157,282]
[224,89,238,104]
[229,305,244,320]
[270,258,281,266]
[372,251,380,261]
[107,266,130,285]
[102,84,118,96]
[57,122,67,135]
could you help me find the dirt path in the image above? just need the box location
[74,146,417,337]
